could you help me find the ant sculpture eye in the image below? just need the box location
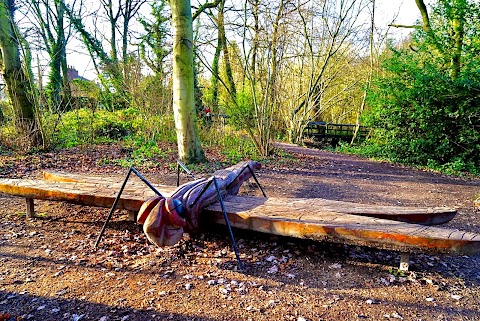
[172,198,186,218]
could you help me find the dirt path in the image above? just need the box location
[1,143,480,321]
[268,143,480,232]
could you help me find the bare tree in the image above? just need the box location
[288,0,369,144]
[207,0,237,111]
[230,0,293,156]
[119,0,147,75]
[351,0,375,144]
[24,0,72,111]
[64,0,148,105]
[64,1,126,102]
[0,0,43,147]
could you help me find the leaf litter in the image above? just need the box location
[0,143,480,320]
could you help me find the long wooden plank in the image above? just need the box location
[42,171,176,194]
[0,178,475,254]
[0,179,154,211]
[42,171,457,225]
[203,195,480,255]
[0,178,457,226]
[219,196,457,225]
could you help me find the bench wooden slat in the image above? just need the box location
[204,195,479,255]
[41,171,456,225]
[0,176,476,255]
[220,195,456,225]
[0,179,151,211]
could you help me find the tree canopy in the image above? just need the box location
[0,0,478,173]
[363,0,480,173]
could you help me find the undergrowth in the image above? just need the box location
[336,142,480,177]
[34,107,261,168]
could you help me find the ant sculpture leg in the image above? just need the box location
[95,167,165,248]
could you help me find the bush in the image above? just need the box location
[94,121,132,140]
[362,46,480,173]
[354,1,480,175]
[44,108,135,148]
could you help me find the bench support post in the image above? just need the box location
[127,210,137,222]
[399,252,410,272]
[26,198,35,218]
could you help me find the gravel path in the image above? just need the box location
[1,143,480,320]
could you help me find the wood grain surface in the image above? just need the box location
[204,195,478,255]
[0,173,476,255]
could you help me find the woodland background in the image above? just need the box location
[0,0,478,174]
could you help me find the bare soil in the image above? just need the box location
[1,142,480,321]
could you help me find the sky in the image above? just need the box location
[64,0,425,81]
[376,0,424,38]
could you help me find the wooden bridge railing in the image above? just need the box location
[304,121,369,145]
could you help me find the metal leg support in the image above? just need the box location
[189,178,214,208]
[177,160,197,186]
[226,164,266,197]
[245,165,266,197]
[178,161,245,270]
[130,167,165,197]
[94,167,165,248]
[213,177,244,271]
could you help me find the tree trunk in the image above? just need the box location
[415,0,466,80]
[450,0,466,80]
[415,0,432,34]
[170,0,205,163]
[0,0,43,147]
[29,0,69,112]
[352,0,375,144]
[58,0,71,110]
[65,0,126,105]
[209,30,221,109]
[249,0,259,80]
[47,21,65,112]
[218,0,235,98]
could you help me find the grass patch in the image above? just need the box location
[336,141,480,177]
[200,123,260,163]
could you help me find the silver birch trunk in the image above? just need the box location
[170,0,205,163]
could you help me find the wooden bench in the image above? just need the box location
[0,171,478,271]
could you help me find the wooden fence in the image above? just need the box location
[304,121,369,146]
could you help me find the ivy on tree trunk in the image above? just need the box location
[0,0,43,147]
[170,0,205,163]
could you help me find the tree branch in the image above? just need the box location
[415,0,432,33]
[192,0,221,21]
[388,24,421,29]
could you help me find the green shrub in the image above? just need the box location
[354,1,480,176]
[43,108,135,148]
[361,46,479,174]
[200,122,259,163]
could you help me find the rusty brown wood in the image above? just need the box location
[42,171,457,225]
[26,198,34,218]
[42,171,176,195]
[0,175,476,255]
[0,178,457,225]
[203,195,480,255]
[217,196,457,225]
[0,178,151,211]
